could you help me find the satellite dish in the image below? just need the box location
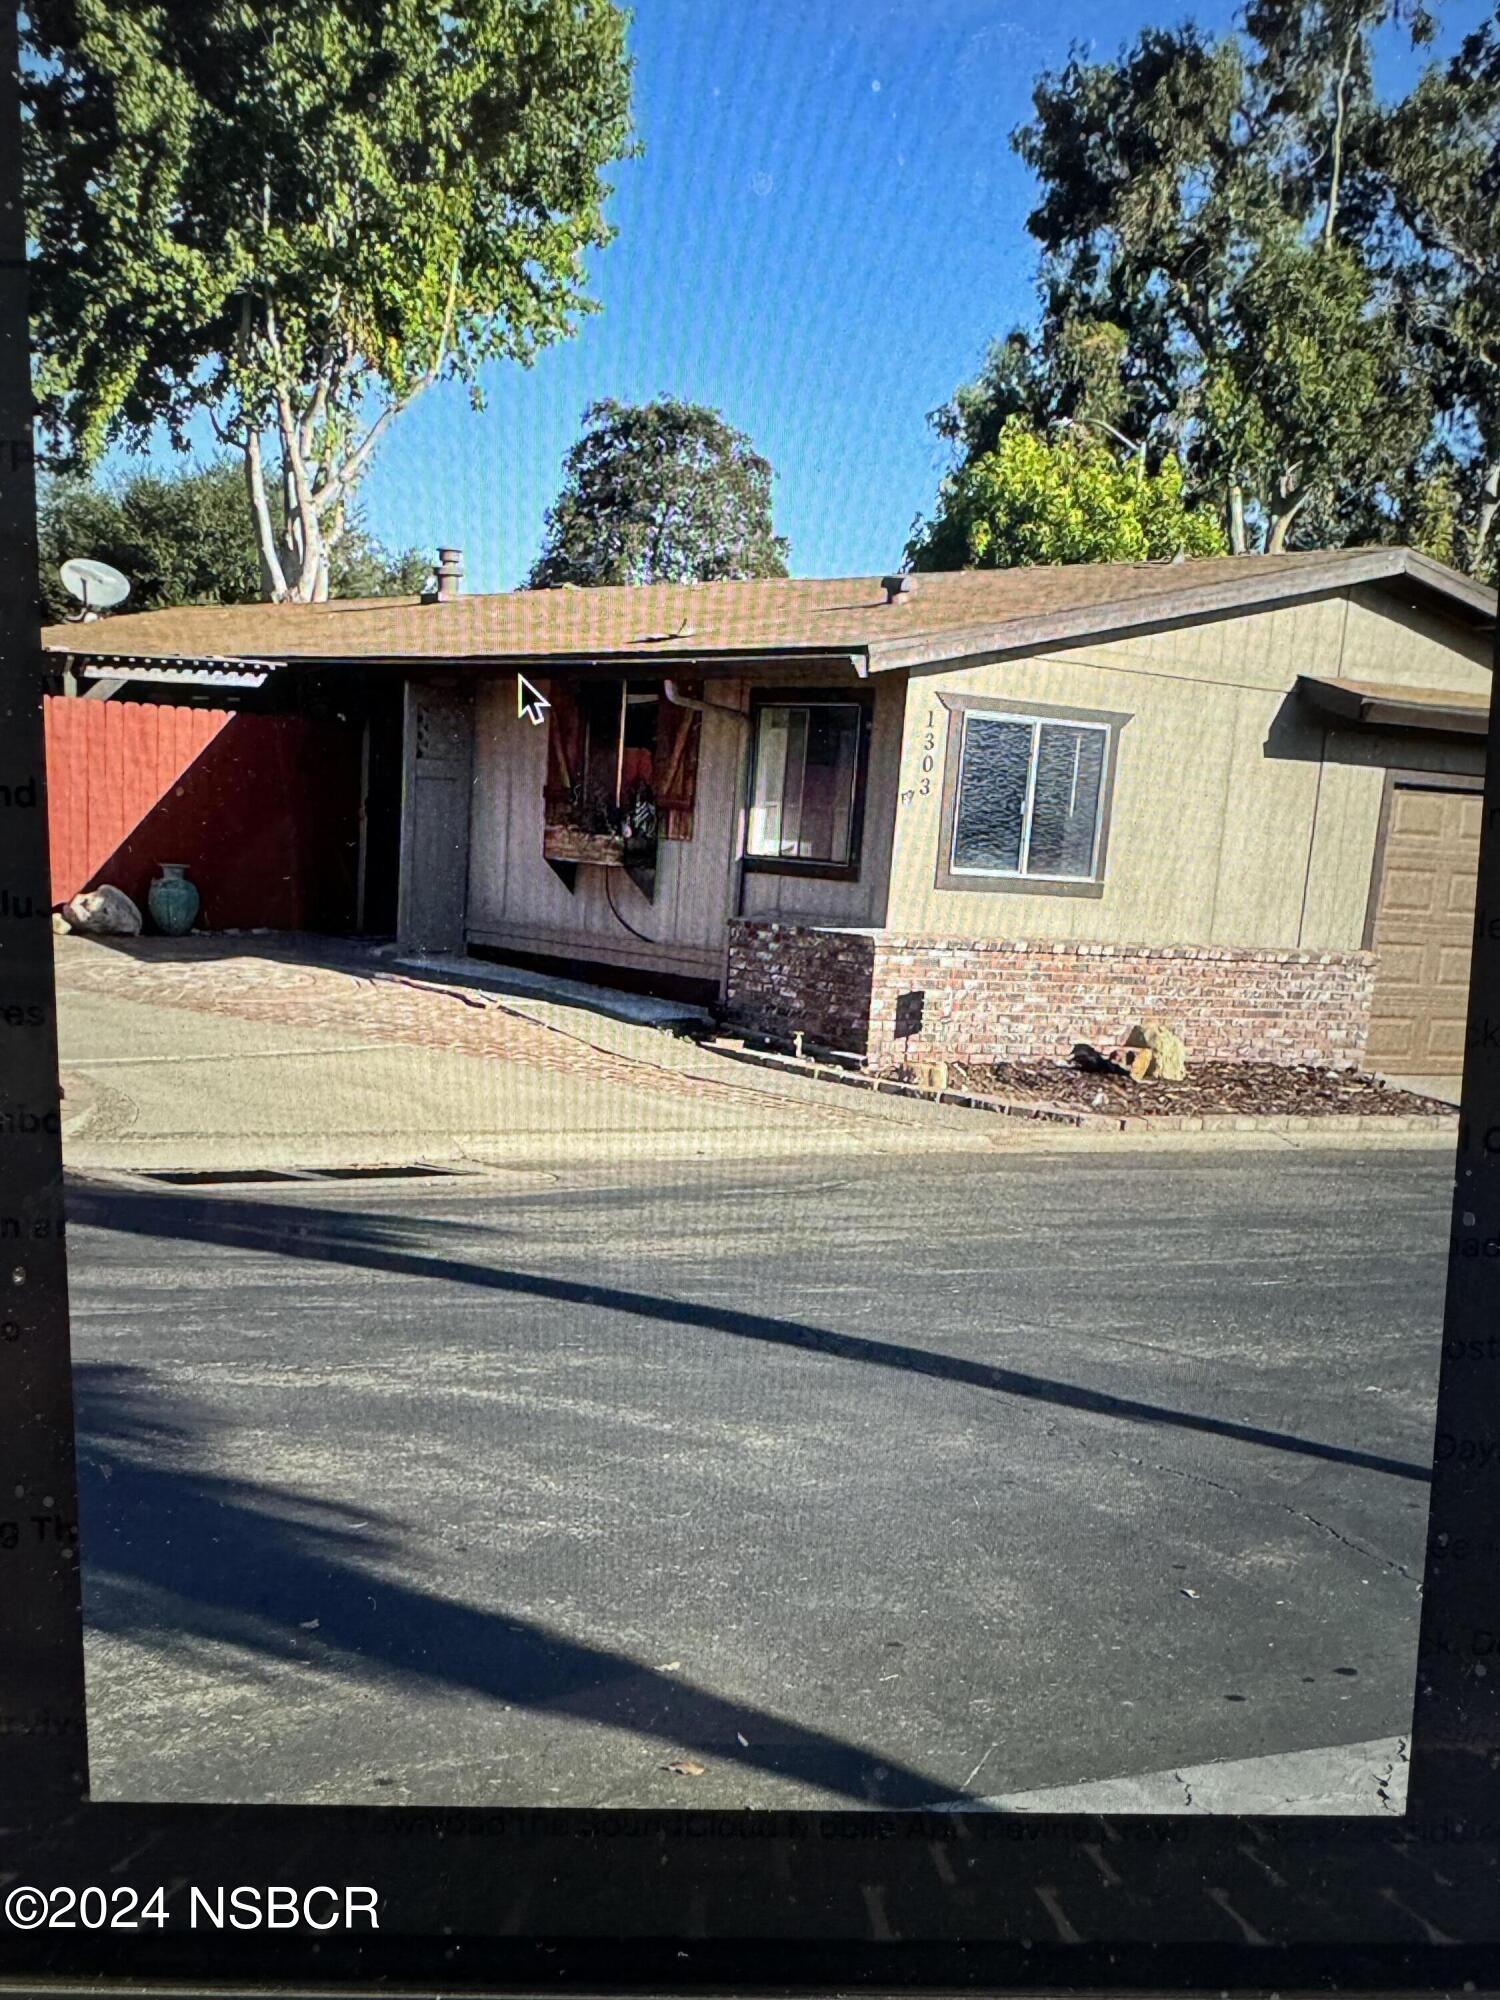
[59,557,131,618]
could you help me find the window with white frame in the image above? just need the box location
[950,709,1110,882]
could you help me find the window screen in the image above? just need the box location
[952,711,1108,882]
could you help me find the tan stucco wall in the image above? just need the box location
[465,666,903,985]
[1340,586,1493,690]
[884,587,1489,953]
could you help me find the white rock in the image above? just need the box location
[62,886,142,937]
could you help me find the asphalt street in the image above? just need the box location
[64,1145,1447,1809]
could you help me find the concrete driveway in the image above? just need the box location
[54,935,1000,1174]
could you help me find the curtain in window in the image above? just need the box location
[1028,724,1105,876]
[654,682,702,841]
[542,679,585,828]
[953,714,1106,880]
[953,717,1030,873]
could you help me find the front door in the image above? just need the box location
[396,677,475,954]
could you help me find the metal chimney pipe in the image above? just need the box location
[435,547,464,600]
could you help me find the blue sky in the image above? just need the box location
[109,0,1463,591]
[369,0,1218,591]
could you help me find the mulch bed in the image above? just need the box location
[889,1059,1451,1119]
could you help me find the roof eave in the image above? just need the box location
[45,641,871,678]
[1296,673,1490,735]
[861,549,1497,676]
[1396,547,1499,627]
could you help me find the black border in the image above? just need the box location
[6,12,1500,1990]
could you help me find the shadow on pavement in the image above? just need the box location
[67,1179,1432,1485]
[74,1361,970,1809]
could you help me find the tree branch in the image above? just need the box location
[1322,30,1358,250]
[311,395,405,512]
[307,268,458,521]
[1266,483,1313,552]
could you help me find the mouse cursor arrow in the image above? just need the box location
[517,673,551,727]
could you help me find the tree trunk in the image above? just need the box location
[1474,461,1499,575]
[243,432,289,602]
[1322,35,1357,251]
[1266,490,1310,554]
[273,387,328,604]
[1228,482,1247,556]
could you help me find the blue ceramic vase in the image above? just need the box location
[147,862,200,936]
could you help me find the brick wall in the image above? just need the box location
[724,922,878,1055]
[725,922,1376,1069]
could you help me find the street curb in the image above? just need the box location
[932,1733,1409,1816]
[704,1038,1457,1139]
[58,1071,102,1144]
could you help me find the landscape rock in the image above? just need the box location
[62,886,142,937]
[1126,1020,1188,1082]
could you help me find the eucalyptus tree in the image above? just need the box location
[1380,4,1500,575]
[938,0,1452,558]
[24,0,635,600]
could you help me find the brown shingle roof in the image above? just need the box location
[41,546,1495,676]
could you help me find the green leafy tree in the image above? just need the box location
[24,0,635,602]
[906,418,1226,570]
[929,320,1164,467]
[1378,5,1500,576]
[528,399,790,587]
[942,0,1444,558]
[37,459,427,622]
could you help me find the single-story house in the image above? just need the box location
[44,546,1496,1093]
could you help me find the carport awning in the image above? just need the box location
[73,656,276,689]
[1297,673,1490,735]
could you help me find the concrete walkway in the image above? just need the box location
[389,949,714,1032]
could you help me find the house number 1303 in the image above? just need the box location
[901,710,937,808]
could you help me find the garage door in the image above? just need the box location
[1365,780,1483,1090]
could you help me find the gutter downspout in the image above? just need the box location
[661,677,758,936]
[662,678,749,727]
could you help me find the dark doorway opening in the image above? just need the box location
[358,682,405,936]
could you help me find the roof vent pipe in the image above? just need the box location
[881,573,914,603]
[423,547,464,603]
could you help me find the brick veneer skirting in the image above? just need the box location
[724,922,1377,1069]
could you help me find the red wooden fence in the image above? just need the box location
[43,696,363,932]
